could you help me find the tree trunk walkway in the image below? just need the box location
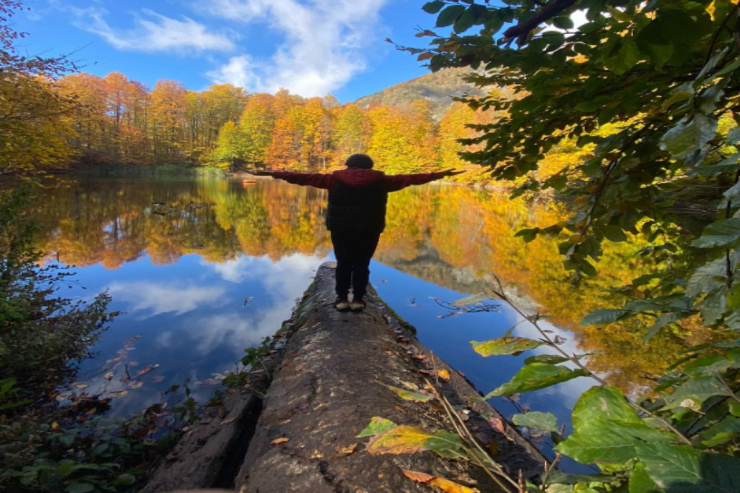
[142,262,545,493]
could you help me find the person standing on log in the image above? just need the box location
[247,154,463,311]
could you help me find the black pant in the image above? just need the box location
[331,231,380,300]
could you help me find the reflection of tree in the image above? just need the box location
[34,179,713,392]
[378,186,715,392]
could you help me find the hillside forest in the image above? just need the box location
[36,70,515,178]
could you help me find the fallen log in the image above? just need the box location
[234,262,544,492]
[143,262,545,492]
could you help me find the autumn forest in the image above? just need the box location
[51,70,505,177]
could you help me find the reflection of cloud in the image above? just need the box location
[204,253,325,297]
[194,254,326,355]
[108,281,226,318]
[156,331,173,348]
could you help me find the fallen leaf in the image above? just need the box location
[111,390,128,398]
[401,469,480,493]
[489,417,505,433]
[337,443,358,455]
[129,380,144,389]
[429,477,480,493]
[136,364,159,377]
[124,335,141,345]
[438,369,451,381]
[357,417,397,438]
[72,382,88,389]
[271,437,289,445]
[221,417,237,425]
[399,381,419,390]
[412,354,427,361]
[385,385,433,402]
[278,419,292,425]
[51,421,60,430]
[103,372,115,381]
[119,375,130,383]
[366,426,431,455]
[401,469,434,483]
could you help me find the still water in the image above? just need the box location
[34,176,685,434]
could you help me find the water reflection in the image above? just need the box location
[35,177,713,421]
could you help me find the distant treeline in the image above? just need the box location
[52,72,511,177]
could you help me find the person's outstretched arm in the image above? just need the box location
[383,169,464,192]
[246,170,335,189]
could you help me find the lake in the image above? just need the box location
[33,175,696,446]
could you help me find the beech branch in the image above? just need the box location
[502,0,579,45]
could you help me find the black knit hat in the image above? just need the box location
[345,154,374,169]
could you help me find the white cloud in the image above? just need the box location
[71,7,235,54]
[108,281,227,318]
[202,0,389,96]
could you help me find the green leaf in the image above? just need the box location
[686,258,725,298]
[112,473,136,486]
[385,385,433,402]
[556,420,674,464]
[66,484,94,493]
[602,225,627,242]
[422,0,446,14]
[664,375,726,409]
[572,386,641,430]
[660,114,718,159]
[637,443,740,493]
[471,337,544,356]
[580,309,631,326]
[644,311,689,342]
[454,7,477,33]
[630,461,659,493]
[726,127,740,146]
[357,417,397,437]
[547,471,616,485]
[604,38,640,75]
[436,5,465,27]
[512,411,559,433]
[523,354,569,365]
[485,364,590,397]
[423,429,466,458]
[692,218,740,249]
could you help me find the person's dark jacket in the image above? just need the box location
[272,168,447,235]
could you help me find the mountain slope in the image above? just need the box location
[354,68,486,116]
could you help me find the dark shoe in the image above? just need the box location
[335,298,351,311]
[350,299,365,311]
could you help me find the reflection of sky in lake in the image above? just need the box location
[46,177,596,471]
[70,252,328,417]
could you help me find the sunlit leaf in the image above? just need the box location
[471,337,544,356]
[523,354,569,365]
[636,443,740,493]
[512,411,559,433]
[556,420,674,464]
[572,386,640,431]
[385,384,434,402]
[485,364,590,397]
[357,417,397,438]
[366,425,432,455]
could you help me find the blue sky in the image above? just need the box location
[16,0,441,102]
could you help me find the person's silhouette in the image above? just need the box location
[249,154,463,311]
